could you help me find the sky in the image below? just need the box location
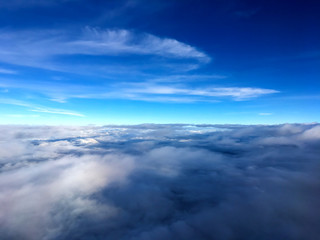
[0,0,319,125]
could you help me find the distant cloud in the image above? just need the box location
[0,68,17,74]
[0,77,278,103]
[29,107,84,116]
[78,27,210,62]
[0,98,84,117]
[0,27,210,73]
[150,74,228,83]
[300,125,320,140]
[115,83,279,101]
[0,123,319,239]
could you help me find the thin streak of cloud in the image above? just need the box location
[0,68,17,74]
[78,27,210,62]
[0,99,84,117]
[120,83,279,101]
[147,74,228,83]
[29,108,84,117]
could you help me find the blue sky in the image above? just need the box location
[0,0,319,124]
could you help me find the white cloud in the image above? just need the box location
[0,27,210,72]
[300,125,320,140]
[150,74,228,83]
[0,77,278,103]
[72,27,210,62]
[29,108,83,116]
[0,154,134,239]
[0,98,84,117]
[204,87,278,99]
[117,83,279,101]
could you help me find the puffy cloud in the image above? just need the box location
[0,123,319,239]
[300,125,320,140]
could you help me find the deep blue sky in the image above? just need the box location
[0,0,319,124]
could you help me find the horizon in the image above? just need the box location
[1,1,319,240]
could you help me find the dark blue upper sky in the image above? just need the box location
[0,0,319,124]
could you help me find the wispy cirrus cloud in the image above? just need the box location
[149,74,228,83]
[115,83,279,101]
[0,68,17,74]
[0,98,84,117]
[77,27,210,62]
[0,77,278,103]
[54,85,279,103]
[0,27,210,73]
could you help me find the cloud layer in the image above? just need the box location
[0,123,319,239]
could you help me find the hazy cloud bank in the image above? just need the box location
[0,123,319,240]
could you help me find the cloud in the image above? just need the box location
[0,154,134,239]
[0,68,17,74]
[0,98,84,117]
[114,83,279,101]
[29,108,83,116]
[0,123,319,239]
[0,28,279,104]
[0,27,210,73]
[300,125,320,140]
[0,76,278,103]
[78,27,210,62]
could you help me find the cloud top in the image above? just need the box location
[0,123,319,239]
